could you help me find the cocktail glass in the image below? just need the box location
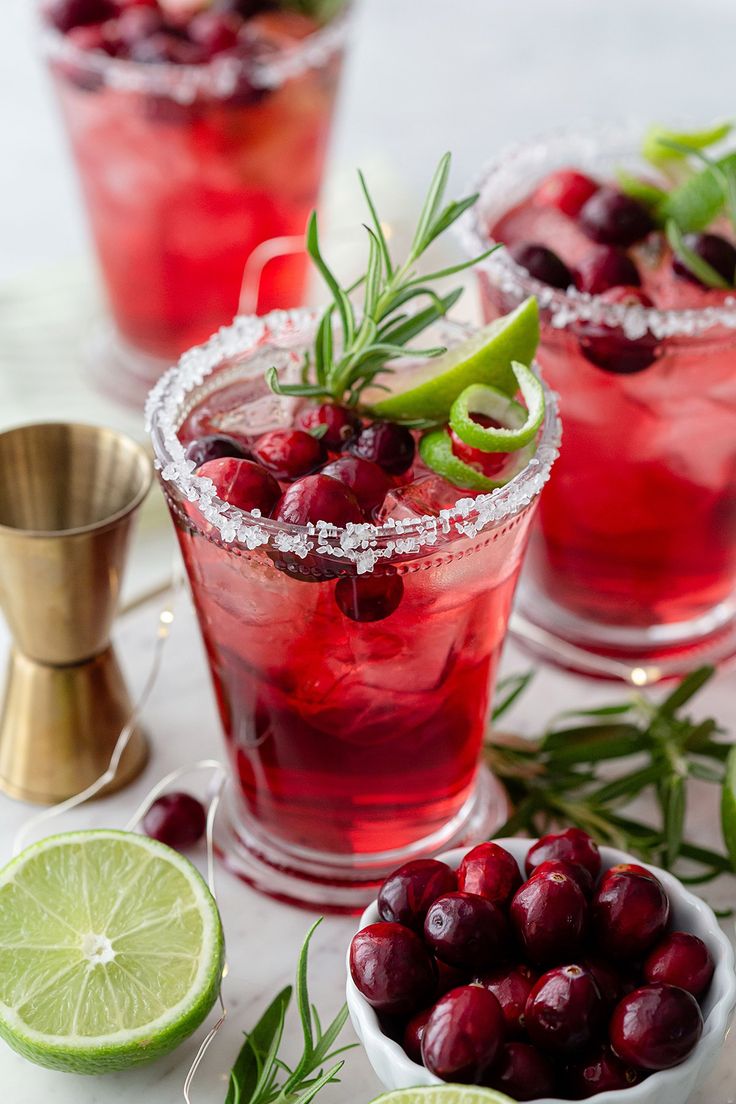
[147,309,560,911]
[41,10,349,404]
[461,125,736,679]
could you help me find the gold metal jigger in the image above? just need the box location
[0,423,153,804]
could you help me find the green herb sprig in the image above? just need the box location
[266,153,499,408]
[224,920,354,1104]
[488,667,735,885]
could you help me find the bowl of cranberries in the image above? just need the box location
[347,831,736,1102]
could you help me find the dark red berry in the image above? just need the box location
[610,983,703,1070]
[486,1041,557,1101]
[297,403,361,450]
[580,955,632,1009]
[272,474,365,526]
[130,31,207,64]
[476,964,536,1037]
[435,958,469,997]
[578,285,658,375]
[377,859,458,931]
[143,792,207,850]
[575,246,641,294]
[526,828,601,881]
[46,0,114,32]
[525,965,604,1054]
[449,419,510,479]
[534,169,600,217]
[252,428,324,482]
[335,572,404,623]
[321,456,391,517]
[508,242,574,290]
[672,231,736,288]
[185,433,251,469]
[510,869,588,965]
[196,458,280,514]
[592,865,670,958]
[188,11,241,56]
[528,860,594,898]
[348,421,416,476]
[565,1044,641,1098]
[457,842,522,907]
[403,1007,431,1065]
[644,931,714,998]
[349,923,436,1016]
[424,892,510,970]
[421,985,506,1083]
[578,187,655,247]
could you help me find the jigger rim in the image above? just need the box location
[0,422,153,540]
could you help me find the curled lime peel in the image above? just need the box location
[449,363,544,453]
[419,429,534,492]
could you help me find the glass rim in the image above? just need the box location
[40,3,350,96]
[145,308,561,570]
[457,122,736,340]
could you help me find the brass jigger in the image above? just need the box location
[0,423,153,804]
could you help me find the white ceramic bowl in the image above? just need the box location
[346,839,736,1104]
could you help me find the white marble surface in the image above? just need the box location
[0,585,733,1104]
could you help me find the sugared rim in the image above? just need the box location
[39,3,350,96]
[458,122,736,340]
[145,308,561,571]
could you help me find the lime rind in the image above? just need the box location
[0,830,224,1074]
[419,429,534,492]
[369,1088,515,1104]
[643,121,732,166]
[449,363,544,453]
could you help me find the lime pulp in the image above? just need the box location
[369,1088,515,1104]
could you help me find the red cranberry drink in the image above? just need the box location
[147,156,559,910]
[462,123,736,676]
[41,0,348,400]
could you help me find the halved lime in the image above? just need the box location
[721,745,736,872]
[0,829,224,1074]
[365,298,539,422]
[642,121,732,166]
[369,1088,515,1104]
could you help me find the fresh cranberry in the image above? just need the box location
[533,169,600,217]
[252,428,325,482]
[349,923,437,1016]
[403,1008,431,1065]
[578,285,658,375]
[565,1044,641,1097]
[525,965,604,1054]
[592,865,670,958]
[508,242,574,289]
[579,187,654,247]
[581,955,632,1009]
[449,419,510,479]
[377,859,458,931]
[211,0,269,14]
[47,0,114,32]
[528,860,594,898]
[421,985,506,1083]
[424,893,510,970]
[130,31,207,63]
[112,5,163,48]
[486,1041,557,1101]
[185,433,251,469]
[644,931,714,997]
[435,958,469,997]
[575,246,641,294]
[143,792,207,850]
[334,572,404,623]
[672,231,736,288]
[457,842,522,907]
[526,827,602,881]
[610,983,703,1070]
[196,458,280,514]
[188,11,241,56]
[510,867,588,966]
[476,964,536,1037]
[320,457,391,517]
[348,421,415,475]
[297,403,361,450]
[272,475,364,526]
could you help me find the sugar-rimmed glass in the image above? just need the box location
[41,8,350,405]
[147,308,560,912]
[460,124,736,679]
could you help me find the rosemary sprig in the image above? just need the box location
[488,667,735,885]
[267,153,499,408]
[224,919,354,1104]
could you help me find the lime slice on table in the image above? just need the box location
[369,1088,515,1104]
[365,297,539,423]
[0,829,224,1074]
[721,744,736,872]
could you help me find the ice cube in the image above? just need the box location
[378,474,477,523]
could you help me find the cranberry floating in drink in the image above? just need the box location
[464,121,736,675]
[147,156,559,909]
[41,0,350,402]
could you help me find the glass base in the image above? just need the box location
[214,766,510,914]
[513,580,736,684]
[85,323,172,410]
